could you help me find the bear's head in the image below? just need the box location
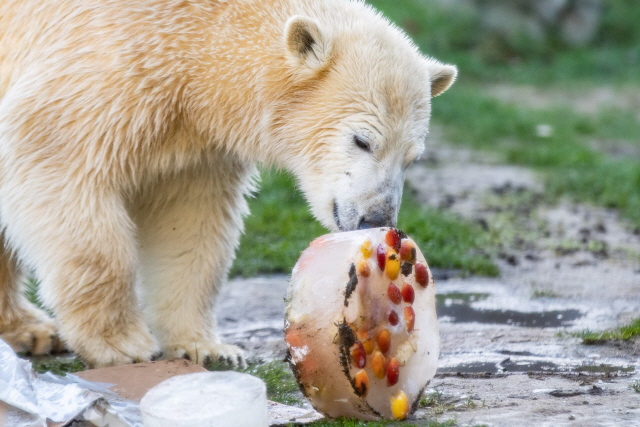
[276,9,456,232]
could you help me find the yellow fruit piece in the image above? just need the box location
[362,338,374,355]
[354,369,369,397]
[357,258,371,277]
[371,350,386,379]
[385,250,400,280]
[390,390,409,420]
[377,329,391,354]
[361,238,373,258]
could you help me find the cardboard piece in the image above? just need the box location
[75,358,206,402]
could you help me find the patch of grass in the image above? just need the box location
[578,318,640,345]
[631,381,640,393]
[207,360,302,406]
[399,192,499,277]
[420,390,481,415]
[432,86,640,229]
[420,390,455,415]
[368,0,640,85]
[31,357,85,375]
[231,170,327,277]
[232,169,499,278]
[531,289,560,299]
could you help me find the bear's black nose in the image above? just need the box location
[358,212,394,229]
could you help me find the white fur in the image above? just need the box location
[0,0,455,367]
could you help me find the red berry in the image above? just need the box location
[350,342,366,369]
[385,228,401,252]
[376,244,386,270]
[388,310,399,326]
[401,283,415,304]
[387,357,400,386]
[415,262,429,287]
[404,306,415,332]
[388,283,402,304]
[399,240,416,263]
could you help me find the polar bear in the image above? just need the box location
[0,0,456,367]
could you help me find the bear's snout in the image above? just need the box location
[357,210,396,230]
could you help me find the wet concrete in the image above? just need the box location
[437,292,583,328]
[216,273,640,426]
[440,359,634,375]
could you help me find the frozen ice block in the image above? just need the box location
[285,228,438,420]
[140,371,267,427]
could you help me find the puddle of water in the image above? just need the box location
[436,292,583,327]
[438,360,635,375]
[436,292,490,305]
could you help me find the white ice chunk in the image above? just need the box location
[140,371,267,427]
[285,228,439,420]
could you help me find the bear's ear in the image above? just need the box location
[285,16,332,72]
[427,61,458,98]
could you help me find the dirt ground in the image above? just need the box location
[217,132,640,426]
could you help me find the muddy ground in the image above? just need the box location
[217,133,640,426]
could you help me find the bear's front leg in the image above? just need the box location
[134,158,257,367]
[0,175,160,368]
[0,235,65,355]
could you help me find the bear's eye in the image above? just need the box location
[353,135,371,152]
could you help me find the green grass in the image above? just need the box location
[399,193,498,276]
[431,86,640,228]
[231,169,498,278]
[31,357,85,375]
[368,0,640,85]
[578,318,640,345]
[208,360,302,406]
[230,170,326,277]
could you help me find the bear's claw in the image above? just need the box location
[0,318,66,355]
[166,342,247,369]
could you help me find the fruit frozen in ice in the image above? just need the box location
[401,283,415,304]
[354,370,369,397]
[404,307,415,332]
[385,228,401,252]
[358,259,371,277]
[285,228,438,420]
[371,351,386,379]
[386,357,400,386]
[387,283,402,304]
[388,310,399,326]
[385,250,400,280]
[361,238,373,258]
[351,342,367,369]
[415,262,429,287]
[376,244,386,270]
[390,391,409,420]
[399,240,416,263]
[377,329,391,354]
